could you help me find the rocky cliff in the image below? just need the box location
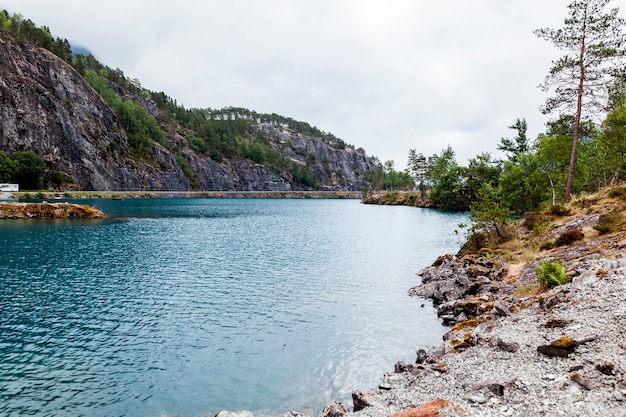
[0,32,377,192]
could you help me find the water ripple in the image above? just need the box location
[0,199,467,417]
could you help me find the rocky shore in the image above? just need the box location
[210,189,626,417]
[0,202,106,219]
[339,192,626,417]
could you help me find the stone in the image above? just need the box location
[596,362,615,375]
[320,401,349,417]
[351,390,383,411]
[570,373,592,390]
[537,337,578,358]
[544,317,573,328]
[492,299,511,317]
[215,411,254,417]
[388,399,470,417]
[395,361,416,373]
[496,338,520,353]
[278,413,308,417]
[463,381,506,396]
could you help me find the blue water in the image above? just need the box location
[0,199,468,417]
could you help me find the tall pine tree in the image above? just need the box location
[535,0,626,201]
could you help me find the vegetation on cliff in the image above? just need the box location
[0,10,376,192]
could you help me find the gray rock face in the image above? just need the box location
[0,35,376,191]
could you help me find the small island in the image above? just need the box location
[0,202,106,219]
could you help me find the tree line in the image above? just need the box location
[0,151,46,190]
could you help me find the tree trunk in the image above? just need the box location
[565,3,588,203]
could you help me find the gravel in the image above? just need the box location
[348,256,626,417]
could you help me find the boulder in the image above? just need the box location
[320,401,349,417]
[537,336,578,358]
[388,399,470,417]
[496,338,520,353]
[351,390,383,411]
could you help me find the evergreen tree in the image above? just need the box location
[535,0,626,201]
[498,118,531,163]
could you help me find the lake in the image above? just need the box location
[0,198,468,417]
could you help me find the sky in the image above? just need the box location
[1,0,598,168]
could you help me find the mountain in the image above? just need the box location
[0,12,378,192]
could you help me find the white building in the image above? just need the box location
[0,184,19,192]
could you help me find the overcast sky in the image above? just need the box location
[2,0,599,168]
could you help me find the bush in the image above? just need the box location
[11,151,45,189]
[594,213,621,235]
[549,204,571,216]
[554,228,584,246]
[536,260,568,288]
[608,187,626,199]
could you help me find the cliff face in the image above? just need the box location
[0,33,376,191]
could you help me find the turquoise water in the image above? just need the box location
[0,199,467,417]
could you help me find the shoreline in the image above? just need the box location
[344,253,626,417]
[318,190,626,417]
[1,190,364,200]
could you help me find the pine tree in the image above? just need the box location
[535,0,626,201]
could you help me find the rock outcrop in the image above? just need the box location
[0,33,376,191]
[0,202,105,219]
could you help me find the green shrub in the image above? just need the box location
[594,213,621,235]
[608,187,626,199]
[549,204,571,216]
[536,259,568,288]
[554,229,584,246]
[384,190,398,204]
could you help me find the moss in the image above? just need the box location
[551,336,578,349]
[450,334,472,352]
[596,362,615,375]
[597,269,609,278]
[451,317,484,331]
